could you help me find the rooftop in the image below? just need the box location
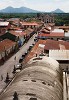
[23,39,69,63]
[51,29,64,33]
[0,56,62,100]
[38,32,64,37]
[44,39,69,50]
[0,22,9,26]
[0,39,16,53]
[23,40,46,64]
[24,28,34,35]
[65,32,69,37]
[49,50,69,60]
[9,30,26,37]
[9,27,34,37]
[21,22,38,26]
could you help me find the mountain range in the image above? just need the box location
[0,6,39,13]
[51,8,64,13]
[0,6,65,13]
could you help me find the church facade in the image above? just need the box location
[38,14,54,23]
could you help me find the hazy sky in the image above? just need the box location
[0,0,69,12]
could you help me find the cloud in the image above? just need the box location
[0,0,69,12]
[0,0,26,9]
[54,0,60,1]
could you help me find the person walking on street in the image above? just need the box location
[1,75,3,81]
[14,56,16,60]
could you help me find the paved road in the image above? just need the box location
[0,33,37,92]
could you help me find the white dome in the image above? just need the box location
[0,56,62,100]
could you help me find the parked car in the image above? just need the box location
[19,57,24,63]
[16,64,22,70]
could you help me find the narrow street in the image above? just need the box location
[0,33,37,92]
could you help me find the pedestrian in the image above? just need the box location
[36,53,37,57]
[1,75,3,81]
[14,56,16,60]
[12,65,16,74]
[13,91,18,100]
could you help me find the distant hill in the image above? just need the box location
[51,8,65,13]
[0,6,40,13]
[0,7,65,13]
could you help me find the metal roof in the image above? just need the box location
[65,32,69,37]
[0,22,9,26]
[49,50,69,60]
[51,29,64,33]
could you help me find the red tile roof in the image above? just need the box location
[21,22,38,26]
[0,39,16,53]
[24,28,34,35]
[9,30,26,37]
[23,39,69,64]
[44,39,69,50]
[23,40,46,64]
[38,32,64,37]
[45,39,59,50]
[9,27,34,37]
[50,32,64,36]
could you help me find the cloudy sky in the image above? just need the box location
[0,0,69,12]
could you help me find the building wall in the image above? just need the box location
[0,44,16,60]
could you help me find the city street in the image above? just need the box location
[0,33,37,93]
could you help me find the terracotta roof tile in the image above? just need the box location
[38,32,64,37]
[21,22,38,26]
[9,30,26,37]
[23,39,69,64]
[23,40,46,64]
[0,39,16,53]
[44,39,69,50]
